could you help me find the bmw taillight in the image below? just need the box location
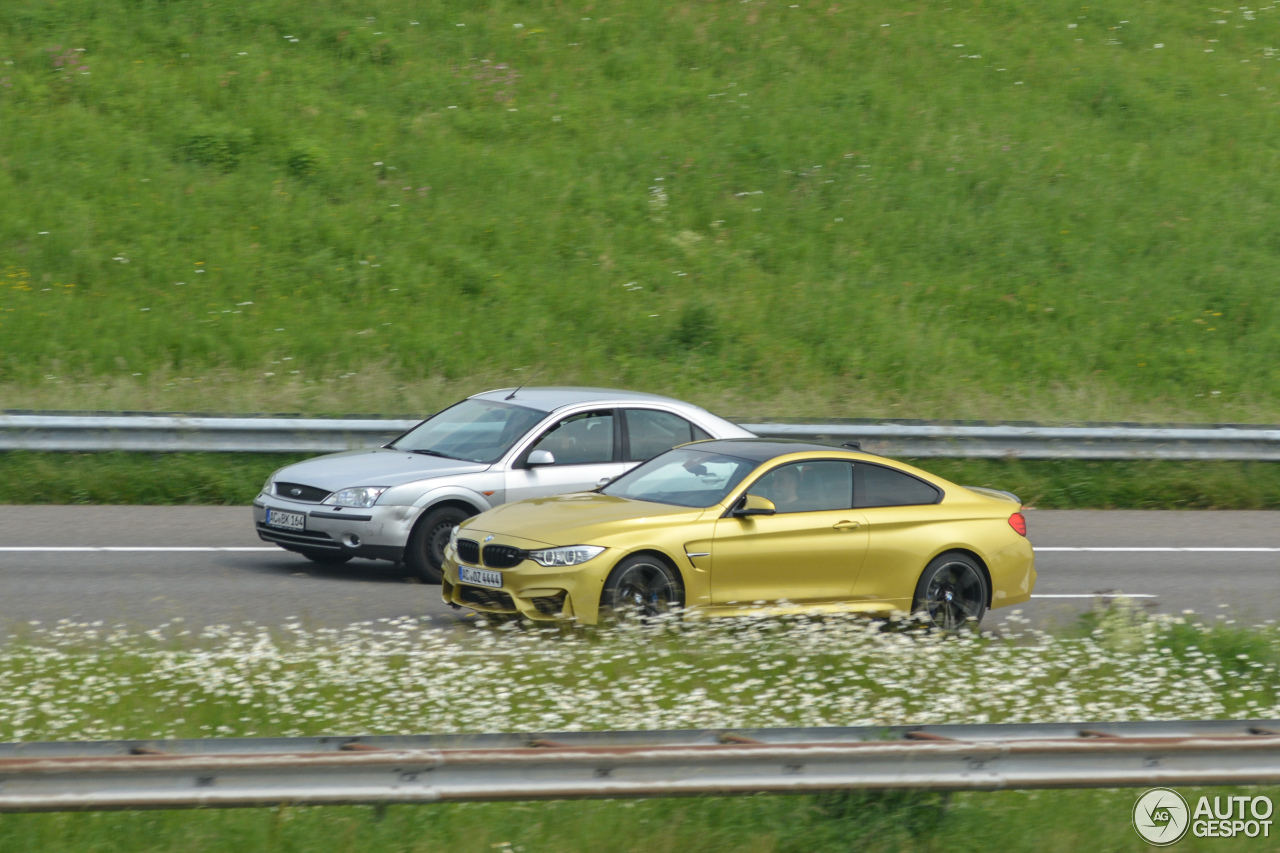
[1008,512,1027,536]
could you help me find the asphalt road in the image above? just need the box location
[0,506,1277,633]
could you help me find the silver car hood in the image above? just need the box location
[273,448,490,492]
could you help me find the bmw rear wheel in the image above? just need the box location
[600,555,684,623]
[406,505,472,584]
[911,553,988,632]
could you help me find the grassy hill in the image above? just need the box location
[2,0,1280,421]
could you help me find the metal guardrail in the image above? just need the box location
[745,421,1280,461]
[3,413,1280,459]
[1,720,1278,812]
[0,414,420,453]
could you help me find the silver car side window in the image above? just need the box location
[624,408,706,461]
[529,410,615,466]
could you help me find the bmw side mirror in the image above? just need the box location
[732,494,777,517]
[527,449,556,467]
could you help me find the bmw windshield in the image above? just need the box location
[389,399,547,464]
[602,448,756,507]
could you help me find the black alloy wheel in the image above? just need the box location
[911,553,988,632]
[406,505,473,584]
[600,555,685,623]
[299,549,352,565]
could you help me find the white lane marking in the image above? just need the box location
[0,547,278,552]
[1037,547,1280,553]
[1032,593,1158,599]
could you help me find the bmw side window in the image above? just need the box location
[749,461,853,514]
[528,410,615,465]
[624,409,705,461]
[855,463,942,508]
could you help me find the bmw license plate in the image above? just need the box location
[265,509,306,531]
[459,566,502,589]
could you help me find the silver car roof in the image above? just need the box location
[469,386,704,413]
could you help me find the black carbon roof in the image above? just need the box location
[689,438,853,462]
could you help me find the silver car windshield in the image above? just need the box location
[603,448,756,508]
[390,399,547,464]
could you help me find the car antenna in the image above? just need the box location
[505,365,544,401]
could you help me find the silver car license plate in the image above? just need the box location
[459,566,502,589]
[265,509,306,531]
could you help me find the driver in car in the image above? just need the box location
[755,465,803,512]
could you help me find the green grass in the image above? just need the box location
[2,611,1279,850]
[5,451,1280,508]
[919,458,1280,509]
[3,606,1274,744]
[0,452,308,504]
[1,788,1276,853]
[3,0,1280,422]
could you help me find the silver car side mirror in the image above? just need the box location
[528,449,556,467]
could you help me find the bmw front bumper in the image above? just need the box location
[439,534,613,625]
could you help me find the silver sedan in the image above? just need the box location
[253,387,754,581]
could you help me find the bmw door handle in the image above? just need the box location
[832,520,861,531]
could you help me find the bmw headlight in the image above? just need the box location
[528,545,606,567]
[323,487,388,508]
[448,525,459,553]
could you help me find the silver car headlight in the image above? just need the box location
[528,545,606,567]
[323,487,388,508]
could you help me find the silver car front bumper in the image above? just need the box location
[252,494,419,563]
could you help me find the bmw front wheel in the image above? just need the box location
[600,554,685,623]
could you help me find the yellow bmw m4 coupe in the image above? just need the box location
[441,439,1035,629]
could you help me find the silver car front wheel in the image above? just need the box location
[406,505,472,584]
